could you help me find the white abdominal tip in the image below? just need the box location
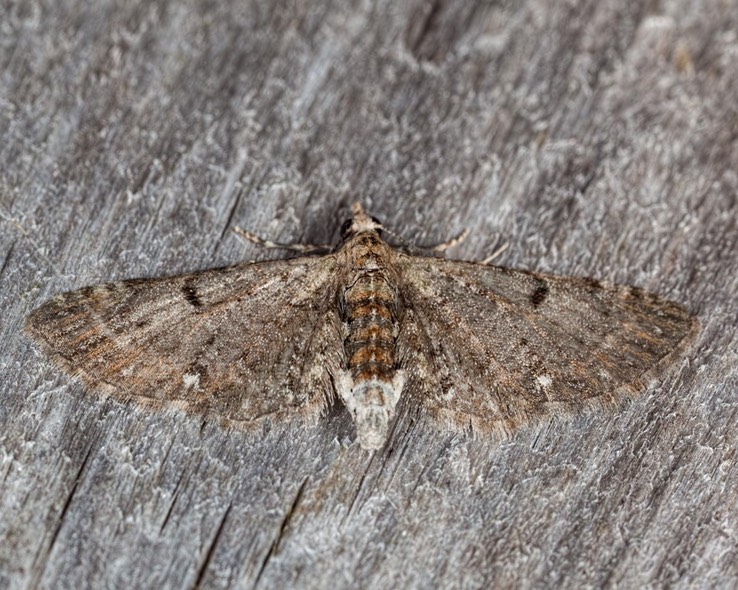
[337,375,403,450]
[355,405,390,450]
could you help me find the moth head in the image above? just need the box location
[340,202,383,240]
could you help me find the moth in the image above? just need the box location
[26,204,699,449]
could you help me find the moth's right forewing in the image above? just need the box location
[395,255,698,436]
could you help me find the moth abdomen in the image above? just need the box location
[342,272,400,380]
[335,258,406,449]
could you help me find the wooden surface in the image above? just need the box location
[1,1,736,588]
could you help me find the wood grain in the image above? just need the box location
[1,0,736,588]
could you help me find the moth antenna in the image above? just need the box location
[382,225,470,256]
[233,226,333,254]
[381,226,417,252]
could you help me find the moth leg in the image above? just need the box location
[480,242,509,265]
[233,227,333,254]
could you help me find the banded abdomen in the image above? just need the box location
[344,271,398,384]
[336,237,405,450]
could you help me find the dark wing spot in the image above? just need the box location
[530,281,549,308]
[182,283,202,308]
[188,361,208,378]
[582,277,603,293]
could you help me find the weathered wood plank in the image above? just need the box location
[1,0,736,588]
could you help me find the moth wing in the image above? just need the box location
[25,256,344,425]
[396,256,698,436]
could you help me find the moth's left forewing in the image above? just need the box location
[25,256,346,427]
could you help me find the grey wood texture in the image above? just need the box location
[1,0,736,588]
